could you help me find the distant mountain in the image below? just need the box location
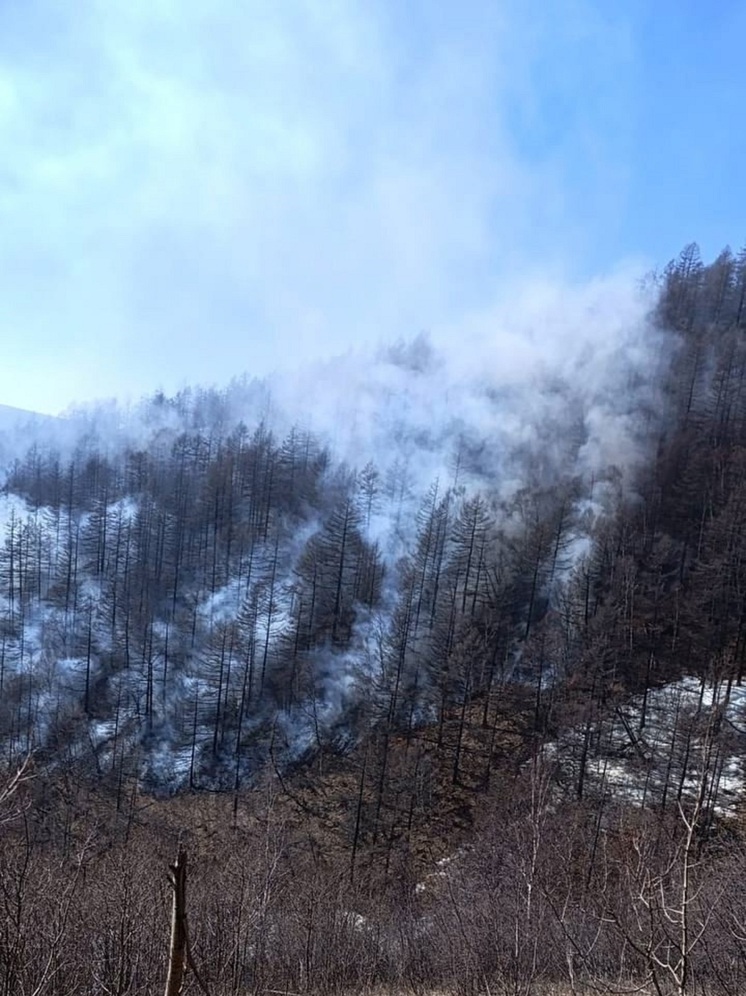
[0,402,51,426]
[0,404,61,468]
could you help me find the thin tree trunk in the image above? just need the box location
[165,847,211,996]
[165,848,188,996]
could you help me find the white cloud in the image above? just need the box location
[0,0,636,413]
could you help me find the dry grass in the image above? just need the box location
[112,684,534,884]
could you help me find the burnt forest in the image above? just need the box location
[3,245,746,995]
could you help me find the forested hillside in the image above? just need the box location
[0,287,664,794]
[4,244,746,995]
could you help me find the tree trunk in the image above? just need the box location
[165,848,188,996]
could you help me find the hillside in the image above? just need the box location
[4,244,746,995]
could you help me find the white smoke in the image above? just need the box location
[242,265,666,501]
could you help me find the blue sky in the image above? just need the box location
[0,0,743,414]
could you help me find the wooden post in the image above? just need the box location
[165,847,188,996]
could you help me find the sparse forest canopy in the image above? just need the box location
[4,244,746,994]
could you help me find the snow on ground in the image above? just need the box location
[548,675,746,815]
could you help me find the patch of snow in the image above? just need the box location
[548,675,746,816]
